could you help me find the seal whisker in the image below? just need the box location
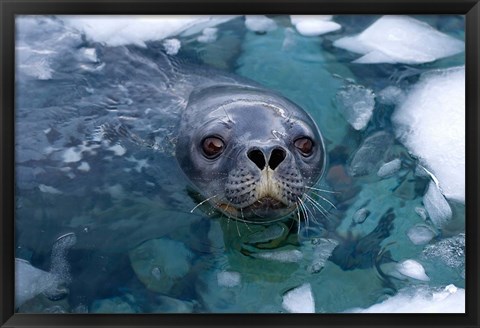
[190,194,219,213]
[305,186,341,194]
[297,197,313,231]
[307,191,337,210]
[304,194,329,219]
[296,197,309,231]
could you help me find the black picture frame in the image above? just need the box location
[1,1,479,327]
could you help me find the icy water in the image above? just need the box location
[15,15,465,313]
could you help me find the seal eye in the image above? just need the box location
[202,136,225,158]
[294,137,314,156]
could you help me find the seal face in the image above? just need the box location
[176,84,326,223]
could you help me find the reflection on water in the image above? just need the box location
[15,15,465,313]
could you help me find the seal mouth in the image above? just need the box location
[216,196,295,223]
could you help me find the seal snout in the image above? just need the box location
[247,147,287,171]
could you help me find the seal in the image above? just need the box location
[176,84,327,224]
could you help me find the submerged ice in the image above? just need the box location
[333,16,464,64]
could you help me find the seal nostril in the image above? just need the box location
[247,149,266,170]
[269,148,286,170]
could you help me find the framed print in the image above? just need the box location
[1,0,479,327]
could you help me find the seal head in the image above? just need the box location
[176,85,326,223]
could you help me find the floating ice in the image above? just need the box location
[217,271,241,288]
[129,238,193,293]
[396,259,430,281]
[15,259,60,308]
[349,131,393,176]
[415,207,428,221]
[39,184,62,195]
[109,144,126,156]
[255,249,303,263]
[63,147,82,163]
[77,162,91,172]
[377,86,405,105]
[309,238,339,273]
[61,15,237,47]
[392,67,465,203]
[244,15,277,33]
[162,39,181,55]
[333,16,464,64]
[377,159,402,178]
[15,233,76,308]
[348,284,464,313]
[282,283,315,313]
[422,233,464,268]
[352,208,370,224]
[290,15,341,36]
[197,27,218,43]
[335,84,375,130]
[406,224,437,245]
[423,181,452,228]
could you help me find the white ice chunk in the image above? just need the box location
[406,224,437,245]
[290,15,341,36]
[77,161,91,172]
[352,208,370,224]
[244,15,277,33]
[108,144,126,156]
[309,238,339,273]
[422,233,464,268]
[396,259,430,281]
[377,159,402,178]
[333,16,464,64]
[197,27,218,43]
[162,39,181,55]
[80,48,97,62]
[63,147,82,163]
[335,84,375,130]
[377,86,406,105]
[392,67,465,202]
[348,284,464,313]
[423,181,453,228]
[15,259,60,308]
[217,271,241,288]
[39,184,62,195]
[255,249,303,263]
[282,283,315,313]
[61,15,237,47]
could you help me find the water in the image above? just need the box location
[14,15,465,313]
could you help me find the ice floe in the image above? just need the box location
[162,38,181,55]
[61,15,237,47]
[197,27,218,43]
[422,233,464,269]
[244,15,277,33]
[282,283,315,313]
[290,15,341,36]
[335,84,375,130]
[406,224,437,245]
[377,159,402,178]
[309,238,339,273]
[392,67,465,203]
[217,271,241,288]
[128,238,193,293]
[395,259,430,281]
[333,16,464,64]
[254,249,303,263]
[349,131,393,176]
[15,259,61,308]
[423,181,452,228]
[348,284,464,313]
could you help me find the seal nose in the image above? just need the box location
[247,147,286,170]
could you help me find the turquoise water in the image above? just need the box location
[15,15,465,313]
